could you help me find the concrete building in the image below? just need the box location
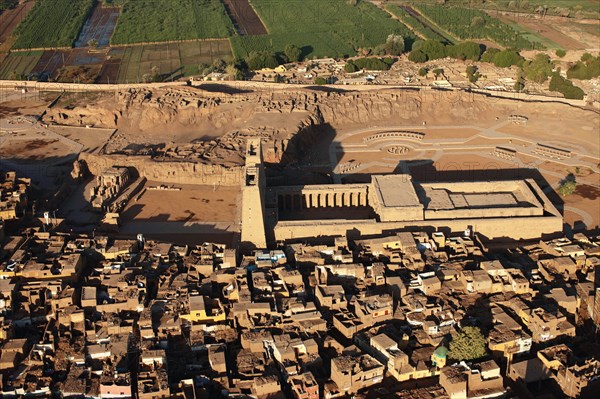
[440,360,505,399]
[538,344,600,398]
[330,354,384,394]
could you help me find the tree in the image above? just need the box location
[558,174,577,196]
[225,64,243,80]
[523,53,553,83]
[555,49,566,58]
[567,56,600,80]
[493,49,524,68]
[246,51,280,70]
[448,41,483,61]
[448,326,487,362]
[408,49,427,63]
[315,77,327,85]
[418,67,428,77]
[514,69,525,92]
[345,60,359,73]
[549,73,585,99]
[481,48,500,63]
[383,34,405,56]
[466,65,480,83]
[433,68,444,78]
[285,44,302,63]
[421,40,446,60]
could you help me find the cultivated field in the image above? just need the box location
[110,0,235,45]
[12,0,95,49]
[414,3,544,49]
[231,0,415,59]
[112,40,233,83]
[0,1,34,45]
[74,5,120,48]
[385,4,449,43]
[222,0,267,35]
[0,51,43,79]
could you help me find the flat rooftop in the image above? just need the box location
[372,175,422,208]
[414,180,543,211]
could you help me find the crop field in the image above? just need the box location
[12,0,95,49]
[414,4,544,49]
[231,0,415,59]
[74,5,120,48]
[110,0,235,45]
[385,4,449,43]
[0,1,34,45]
[222,0,267,35]
[113,40,233,83]
[435,0,600,17]
[0,50,42,79]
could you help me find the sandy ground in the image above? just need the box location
[121,182,241,224]
[51,125,115,153]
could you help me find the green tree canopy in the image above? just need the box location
[246,51,280,70]
[523,53,553,83]
[493,49,524,68]
[408,49,428,63]
[345,60,359,73]
[285,44,302,62]
[448,41,483,61]
[567,56,600,80]
[549,73,585,99]
[421,40,447,60]
[558,175,577,196]
[481,47,500,63]
[448,326,488,362]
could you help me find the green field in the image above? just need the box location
[231,0,416,59]
[405,0,600,18]
[114,40,233,83]
[0,50,42,79]
[414,4,543,49]
[12,0,94,49]
[110,0,235,45]
[386,5,449,43]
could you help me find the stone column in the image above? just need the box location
[335,193,344,207]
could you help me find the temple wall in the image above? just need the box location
[273,214,563,242]
[80,153,243,186]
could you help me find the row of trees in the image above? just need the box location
[406,39,525,69]
[345,57,396,73]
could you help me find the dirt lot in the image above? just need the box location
[0,135,74,162]
[121,182,241,224]
[50,125,115,153]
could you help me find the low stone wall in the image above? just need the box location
[80,153,242,186]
